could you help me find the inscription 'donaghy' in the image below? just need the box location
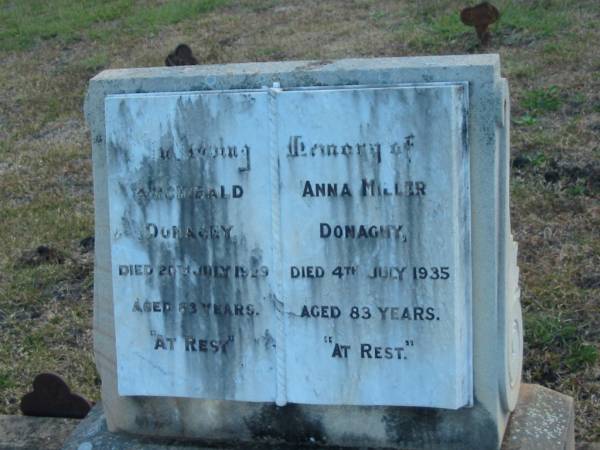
[105,83,472,409]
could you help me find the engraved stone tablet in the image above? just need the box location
[278,84,471,408]
[105,83,471,409]
[106,91,277,401]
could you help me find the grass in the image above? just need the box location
[0,0,132,50]
[0,0,229,50]
[76,52,109,72]
[521,86,562,114]
[498,1,571,38]
[525,314,598,372]
[0,0,599,443]
[512,114,538,126]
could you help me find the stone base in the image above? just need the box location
[501,384,574,450]
[59,384,574,450]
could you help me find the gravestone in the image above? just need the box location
[85,55,523,449]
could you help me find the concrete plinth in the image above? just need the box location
[58,384,574,450]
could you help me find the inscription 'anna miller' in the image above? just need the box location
[302,180,426,197]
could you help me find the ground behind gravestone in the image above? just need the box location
[0,0,598,443]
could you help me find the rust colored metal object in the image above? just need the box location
[165,43,198,66]
[20,373,92,419]
[460,2,500,45]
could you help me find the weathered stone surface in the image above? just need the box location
[105,83,472,409]
[106,88,277,403]
[62,402,330,450]
[61,385,575,450]
[85,55,522,449]
[0,414,78,450]
[278,84,472,409]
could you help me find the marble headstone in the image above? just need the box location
[85,55,522,450]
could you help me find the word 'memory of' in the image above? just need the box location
[287,135,416,164]
[288,136,382,160]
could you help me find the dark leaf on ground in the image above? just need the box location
[544,170,560,184]
[512,155,531,169]
[17,246,65,267]
[165,44,199,66]
[574,274,600,290]
[79,236,94,253]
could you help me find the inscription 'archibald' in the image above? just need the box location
[134,184,244,200]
